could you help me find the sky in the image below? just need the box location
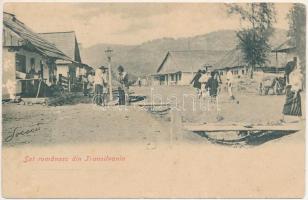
[4,3,293,48]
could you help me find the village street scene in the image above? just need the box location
[1,2,306,198]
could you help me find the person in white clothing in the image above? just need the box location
[226,68,239,104]
[199,69,210,99]
[94,66,108,105]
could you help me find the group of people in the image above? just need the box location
[82,65,130,106]
[191,66,237,103]
[190,57,304,123]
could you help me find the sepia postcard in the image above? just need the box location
[1,1,306,198]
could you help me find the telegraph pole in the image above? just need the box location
[105,47,113,101]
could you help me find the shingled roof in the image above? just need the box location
[39,31,82,62]
[3,12,71,61]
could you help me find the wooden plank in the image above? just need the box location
[183,123,301,132]
[17,78,47,81]
[136,103,171,106]
[22,98,47,104]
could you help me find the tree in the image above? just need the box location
[287,3,306,78]
[227,3,276,78]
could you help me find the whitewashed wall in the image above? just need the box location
[57,65,69,78]
[178,72,194,85]
[2,47,60,98]
[2,48,17,98]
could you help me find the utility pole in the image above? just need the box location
[105,47,113,101]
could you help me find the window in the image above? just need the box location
[178,72,182,81]
[15,54,26,73]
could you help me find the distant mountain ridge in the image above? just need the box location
[80,29,288,77]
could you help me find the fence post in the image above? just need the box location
[59,74,62,86]
[68,72,71,92]
[170,109,182,148]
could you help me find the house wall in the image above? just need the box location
[16,48,56,86]
[76,65,86,77]
[153,72,194,86]
[2,47,58,98]
[2,47,16,99]
[57,65,69,78]
[150,76,161,86]
[56,63,77,77]
[179,72,194,85]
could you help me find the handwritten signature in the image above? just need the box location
[4,125,41,143]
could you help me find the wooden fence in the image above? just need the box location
[58,74,71,92]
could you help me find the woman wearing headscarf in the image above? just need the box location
[282,57,303,121]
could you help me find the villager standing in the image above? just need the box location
[199,69,210,99]
[190,69,202,98]
[87,70,95,97]
[206,71,219,100]
[285,57,297,84]
[101,67,108,105]
[282,58,303,122]
[206,71,223,121]
[117,65,130,105]
[214,70,222,94]
[82,74,89,96]
[226,68,239,104]
[94,66,108,105]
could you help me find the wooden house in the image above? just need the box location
[39,31,91,89]
[153,50,228,86]
[2,12,71,99]
[153,47,290,86]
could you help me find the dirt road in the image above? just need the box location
[2,86,305,198]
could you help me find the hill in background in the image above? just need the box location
[80,29,288,78]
